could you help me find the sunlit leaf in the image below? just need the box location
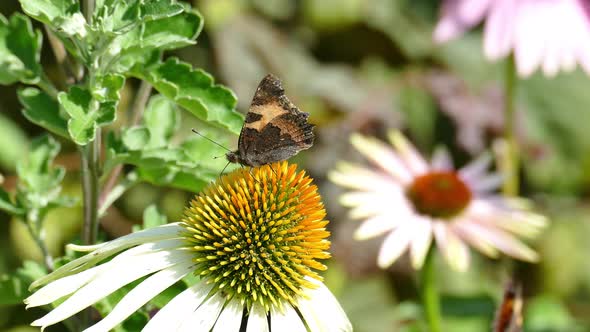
[18,87,68,139]
[0,13,42,85]
[132,58,242,134]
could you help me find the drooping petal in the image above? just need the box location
[213,299,244,332]
[453,220,500,258]
[513,1,547,77]
[31,249,191,329]
[483,0,517,60]
[84,261,194,332]
[434,0,493,43]
[354,215,399,240]
[377,225,413,268]
[270,303,307,332]
[409,217,433,269]
[179,292,225,332]
[388,131,429,175]
[25,264,106,307]
[298,277,352,332]
[143,281,215,332]
[32,223,183,288]
[246,302,269,332]
[460,221,539,262]
[433,222,470,272]
[350,133,413,184]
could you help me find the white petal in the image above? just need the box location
[460,222,538,262]
[144,281,215,332]
[298,277,352,332]
[354,215,398,240]
[431,147,453,171]
[179,292,225,332]
[459,153,492,183]
[466,173,503,194]
[329,163,399,192]
[31,249,191,328]
[453,221,500,258]
[409,218,433,269]
[377,225,413,268]
[246,302,269,332]
[213,299,244,332]
[433,222,470,272]
[33,223,183,288]
[84,261,194,332]
[270,303,306,332]
[25,264,106,307]
[350,133,413,184]
[388,131,429,175]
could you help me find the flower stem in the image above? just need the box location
[503,55,518,196]
[420,247,442,332]
[25,218,53,270]
[81,131,101,244]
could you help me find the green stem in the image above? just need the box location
[420,247,442,332]
[83,0,94,23]
[25,218,53,270]
[37,74,59,99]
[98,172,139,217]
[503,55,518,196]
[81,131,101,244]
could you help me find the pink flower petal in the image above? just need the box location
[434,0,493,43]
[483,0,518,60]
[354,215,399,240]
[409,217,433,269]
[433,222,470,271]
[377,226,413,268]
[388,131,429,176]
[350,134,413,184]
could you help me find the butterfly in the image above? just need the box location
[225,74,315,167]
[494,281,523,332]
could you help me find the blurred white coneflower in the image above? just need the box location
[330,131,547,272]
[434,0,590,77]
[25,161,352,332]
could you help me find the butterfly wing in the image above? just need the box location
[237,74,314,166]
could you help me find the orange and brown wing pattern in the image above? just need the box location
[494,281,523,332]
[230,74,314,167]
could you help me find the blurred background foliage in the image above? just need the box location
[0,0,589,331]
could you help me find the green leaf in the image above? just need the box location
[19,0,87,37]
[136,204,167,231]
[0,261,46,305]
[143,95,179,149]
[0,188,25,216]
[133,58,243,134]
[17,135,62,189]
[94,0,184,34]
[14,134,75,219]
[18,87,69,138]
[110,9,202,73]
[524,295,583,332]
[0,13,42,85]
[0,111,28,171]
[59,86,117,145]
[122,127,151,151]
[93,73,125,102]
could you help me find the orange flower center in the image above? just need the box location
[406,171,472,219]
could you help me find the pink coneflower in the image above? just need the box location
[434,0,590,77]
[329,131,547,272]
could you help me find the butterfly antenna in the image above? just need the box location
[219,161,231,178]
[191,129,232,152]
